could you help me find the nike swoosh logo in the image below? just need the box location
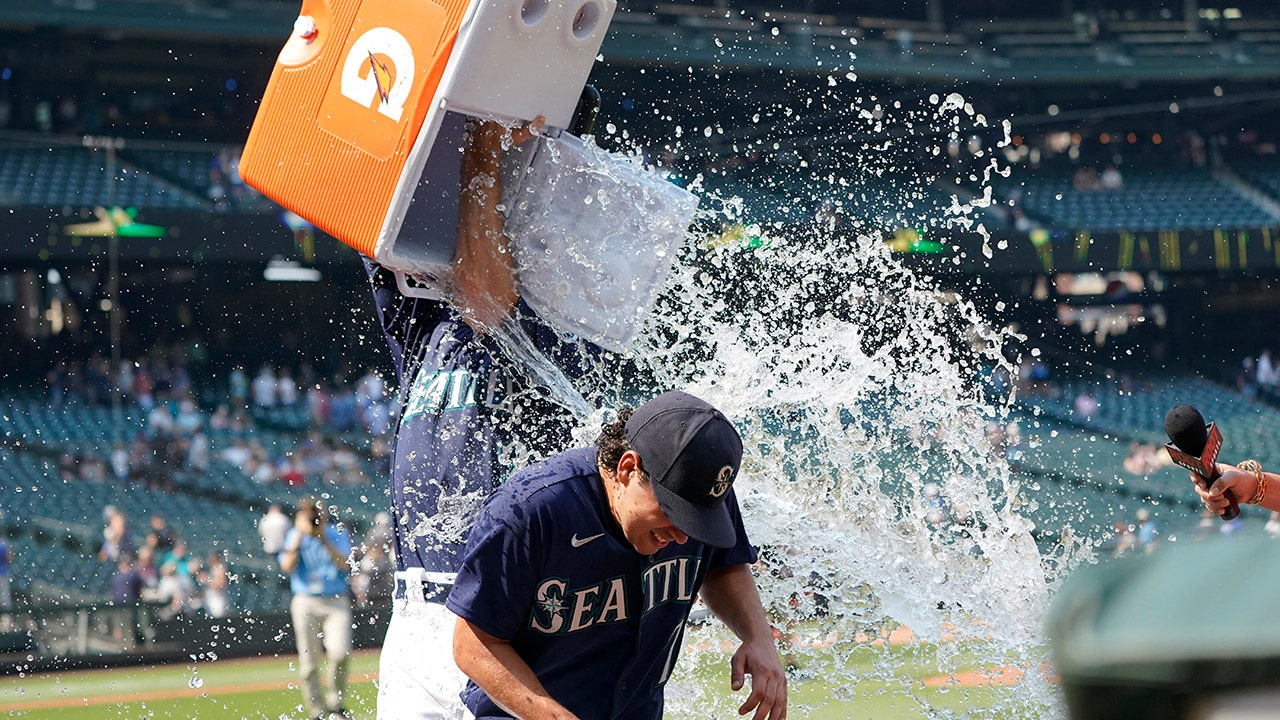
[571,533,605,548]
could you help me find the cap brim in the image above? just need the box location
[651,480,736,549]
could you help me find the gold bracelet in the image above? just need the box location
[1238,460,1266,504]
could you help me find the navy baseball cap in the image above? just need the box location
[626,391,743,549]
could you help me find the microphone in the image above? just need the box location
[1163,404,1238,521]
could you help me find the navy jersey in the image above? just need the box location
[446,447,758,720]
[364,260,599,578]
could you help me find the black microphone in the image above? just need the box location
[1163,404,1238,521]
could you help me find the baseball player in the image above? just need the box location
[367,117,604,719]
[448,391,787,720]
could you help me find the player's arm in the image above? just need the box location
[278,526,304,574]
[699,563,788,720]
[453,617,580,720]
[453,117,544,331]
[316,527,350,568]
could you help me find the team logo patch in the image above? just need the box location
[709,466,734,499]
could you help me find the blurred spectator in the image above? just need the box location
[175,398,203,435]
[252,366,278,408]
[147,515,176,556]
[200,552,232,618]
[1003,420,1025,463]
[1099,163,1124,190]
[148,403,175,438]
[328,384,358,432]
[110,557,144,604]
[128,433,155,483]
[1240,356,1258,401]
[209,404,232,431]
[0,536,11,628]
[47,361,67,407]
[361,396,392,437]
[279,456,306,488]
[1136,509,1159,553]
[1259,349,1278,389]
[163,540,194,579]
[59,451,79,482]
[221,438,252,468]
[1111,521,1137,556]
[116,361,135,403]
[99,506,135,562]
[921,483,950,525]
[155,560,195,620]
[1221,514,1246,537]
[134,360,155,410]
[278,369,299,407]
[110,441,130,482]
[1195,508,1217,540]
[247,453,276,484]
[1072,390,1099,419]
[984,421,1007,459]
[365,512,393,555]
[1017,354,1053,396]
[136,545,160,590]
[297,434,325,476]
[354,544,393,607]
[355,368,384,408]
[229,365,249,408]
[187,431,210,474]
[80,454,107,482]
[1072,165,1101,191]
[1267,511,1280,538]
[307,381,331,428]
[1123,442,1166,475]
[260,503,291,556]
[109,556,146,646]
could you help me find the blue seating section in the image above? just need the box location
[1029,375,1257,447]
[0,397,147,454]
[0,392,384,614]
[121,148,221,197]
[3,141,1280,233]
[0,145,207,209]
[1234,162,1280,205]
[697,171,1008,236]
[1003,170,1276,232]
[1013,373,1280,548]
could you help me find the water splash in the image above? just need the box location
[644,228,1057,717]
[486,76,1071,717]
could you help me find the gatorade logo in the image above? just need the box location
[340,28,414,123]
[318,0,449,160]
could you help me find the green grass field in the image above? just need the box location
[0,650,384,720]
[0,632,1056,719]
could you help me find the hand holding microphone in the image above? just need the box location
[1163,404,1239,521]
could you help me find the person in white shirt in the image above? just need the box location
[278,369,299,406]
[1258,349,1277,388]
[221,438,252,468]
[252,366,278,408]
[259,503,291,557]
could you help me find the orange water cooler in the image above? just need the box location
[240,0,617,293]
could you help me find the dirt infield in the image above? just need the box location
[922,664,1058,687]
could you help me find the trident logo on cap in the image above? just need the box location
[710,466,734,499]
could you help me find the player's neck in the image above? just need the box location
[596,466,627,542]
